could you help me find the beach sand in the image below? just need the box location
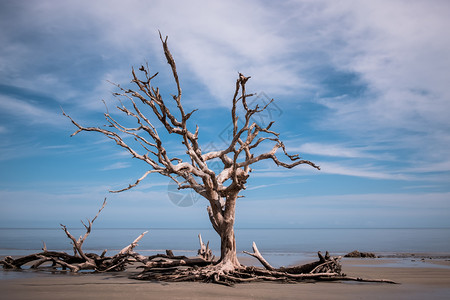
[1,258,450,300]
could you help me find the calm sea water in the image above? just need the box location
[1,228,449,258]
[1,227,450,281]
[1,228,450,280]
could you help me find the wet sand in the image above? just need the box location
[1,258,450,300]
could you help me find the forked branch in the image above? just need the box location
[243,242,274,271]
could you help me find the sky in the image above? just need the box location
[0,0,449,229]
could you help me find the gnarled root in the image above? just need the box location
[133,261,343,286]
[132,241,397,286]
[133,260,242,286]
[133,246,344,286]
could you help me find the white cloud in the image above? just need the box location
[405,160,450,174]
[41,145,72,150]
[299,1,450,141]
[0,0,316,111]
[0,95,64,126]
[294,142,388,160]
[281,192,450,209]
[251,159,413,181]
[100,162,131,171]
[317,161,412,181]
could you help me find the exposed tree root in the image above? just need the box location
[132,242,396,286]
[132,262,396,286]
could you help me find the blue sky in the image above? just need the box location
[0,0,449,229]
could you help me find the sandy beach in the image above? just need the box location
[1,257,450,300]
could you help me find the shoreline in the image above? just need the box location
[1,257,450,299]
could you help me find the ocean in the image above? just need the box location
[1,227,449,263]
[2,227,450,280]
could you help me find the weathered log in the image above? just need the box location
[146,253,188,261]
[141,257,212,270]
[0,251,84,270]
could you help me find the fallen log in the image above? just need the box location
[135,233,215,276]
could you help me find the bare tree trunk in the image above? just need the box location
[219,224,239,267]
[215,193,240,269]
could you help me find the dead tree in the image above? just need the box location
[62,33,320,275]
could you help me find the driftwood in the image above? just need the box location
[243,241,275,270]
[0,199,147,273]
[132,233,215,278]
[243,242,341,274]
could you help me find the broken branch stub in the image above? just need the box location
[197,234,214,261]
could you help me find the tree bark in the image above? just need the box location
[219,224,239,267]
[214,193,240,269]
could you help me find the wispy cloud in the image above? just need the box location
[41,145,72,150]
[100,162,131,171]
[246,183,289,191]
[294,142,392,160]
[0,0,315,111]
[405,160,450,174]
[317,161,412,181]
[0,95,64,126]
[252,160,412,181]
[294,1,450,161]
